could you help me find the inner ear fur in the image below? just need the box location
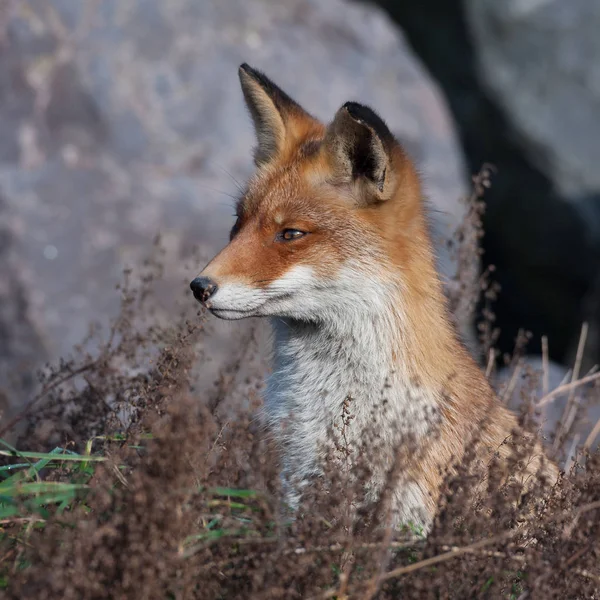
[323,102,397,204]
[238,64,319,167]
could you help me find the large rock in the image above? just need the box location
[0,192,48,423]
[372,0,600,367]
[465,0,600,211]
[465,0,600,368]
[0,0,470,414]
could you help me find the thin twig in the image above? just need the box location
[319,532,515,598]
[377,533,514,582]
[563,500,600,538]
[583,416,600,450]
[534,544,597,589]
[541,335,549,398]
[485,348,495,380]
[440,544,524,562]
[0,517,45,525]
[198,538,422,570]
[574,568,600,584]
[563,544,592,568]
[536,371,600,407]
[501,358,523,404]
[363,521,396,600]
[553,323,588,453]
[563,434,581,474]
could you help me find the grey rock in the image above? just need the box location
[0,0,471,414]
[465,0,600,203]
[0,192,48,424]
[372,0,600,367]
[465,0,600,367]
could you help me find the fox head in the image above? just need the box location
[191,64,432,322]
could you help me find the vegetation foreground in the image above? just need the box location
[0,186,599,599]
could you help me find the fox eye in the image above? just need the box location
[277,228,307,242]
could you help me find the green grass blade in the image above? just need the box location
[1,447,71,486]
[0,505,20,519]
[0,449,105,462]
[207,487,259,499]
[0,463,31,473]
[0,482,88,495]
[184,528,248,545]
[206,500,253,510]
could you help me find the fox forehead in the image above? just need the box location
[237,144,333,220]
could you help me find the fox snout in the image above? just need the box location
[190,276,218,304]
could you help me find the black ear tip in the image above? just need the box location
[238,64,272,90]
[342,101,372,123]
[341,101,393,144]
[239,63,253,79]
[342,101,365,115]
[239,63,262,83]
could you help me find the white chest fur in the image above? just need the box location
[264,314,440,530]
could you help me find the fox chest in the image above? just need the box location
[263,327,440,531]
[264,336,437,461]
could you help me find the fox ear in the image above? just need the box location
[323,102,396,203]
[238,64,314,167]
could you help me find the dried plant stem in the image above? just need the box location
[362,521,396,600]
[583,417,600,450]
[319,532,515,598]
[501,358,523,404]
[563,499,600,538]
[541,335,549,398]
[485,348,495,380]
[197,538,422,571]
[318,491,600,600]
[536,371,600,407]
[553,323,589,452]
[376,532,514,582]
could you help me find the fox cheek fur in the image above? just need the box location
[190,64,558,532]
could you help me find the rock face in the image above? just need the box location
[465,0,600,201]
[372,0,600,367]
[0,192,48,422]
[465,0,600,366]
[0,0,471,414]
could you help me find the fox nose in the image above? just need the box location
[190,276,218,303]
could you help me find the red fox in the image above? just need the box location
[191,64,557,532]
